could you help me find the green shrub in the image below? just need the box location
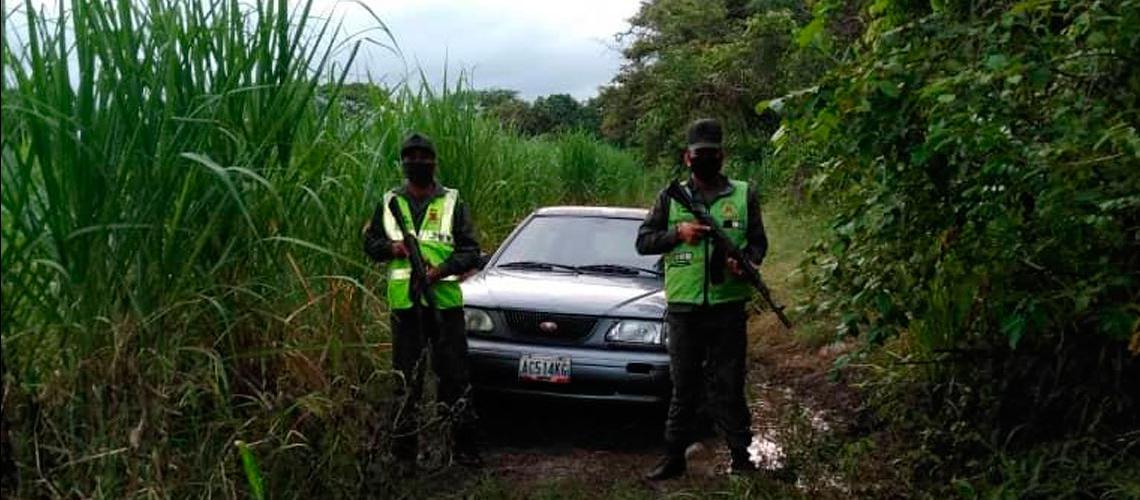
[773,0,1140,494]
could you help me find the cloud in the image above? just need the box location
[309,0,640,100]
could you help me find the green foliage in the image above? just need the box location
[236,441,266,500]
[597,0,828,172]
[772,0,1140,494]
[854,352,1140,497]
[471,88,603,137]
[0,1,656,496]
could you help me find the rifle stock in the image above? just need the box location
[665,180,793,328]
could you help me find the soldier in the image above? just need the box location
[364,132,482,471]
[637,119,768,480]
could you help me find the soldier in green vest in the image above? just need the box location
[637,118,768,480]
[363,132,483,471]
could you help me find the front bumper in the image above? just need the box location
[467,337,671,404]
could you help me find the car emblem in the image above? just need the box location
[539,321,559,334]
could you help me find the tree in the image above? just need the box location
[530,94,583,134]
[472,89,600,137]
[598,0,825,165]
[774,0,1140,491]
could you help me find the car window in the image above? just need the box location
[496,216,660,272]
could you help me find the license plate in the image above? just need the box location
[518,354,571,383]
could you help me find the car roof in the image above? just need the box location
[533,206,648,219]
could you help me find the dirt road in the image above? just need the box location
[439,311,861,499]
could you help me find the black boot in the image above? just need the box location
[729,447,758,474]
[452,428,483,468]
[644,453,687,481]
[391,433,418,477]
[453,441,483,468]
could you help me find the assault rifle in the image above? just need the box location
[665,180,793,328]
[387,197,444,326]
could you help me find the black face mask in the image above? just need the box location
[690,155,722,182]
[402,160,435,188]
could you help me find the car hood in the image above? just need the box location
[461,268,665,319]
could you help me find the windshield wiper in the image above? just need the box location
[497,261,580,273]
[577,264,662,277]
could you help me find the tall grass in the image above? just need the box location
[337,83,666,242]
[0,0,659,496]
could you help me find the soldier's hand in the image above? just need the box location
[426,266,443,283]
[676,222,710,245]
[727,257,743,277]
[727,258,759,277]
[391,241,409,258]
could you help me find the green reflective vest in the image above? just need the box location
[664,179,753,306]
[381,188,463,310]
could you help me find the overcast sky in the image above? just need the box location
[9,1,642,100]
[310,0,643,100]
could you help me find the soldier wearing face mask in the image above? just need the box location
[363,132,483,472]
[636,118,769,480]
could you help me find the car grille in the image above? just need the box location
[502,310,597,340]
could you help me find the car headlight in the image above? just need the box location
[464,308,494,333]
[605,320,666,345]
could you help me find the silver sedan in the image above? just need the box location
[461,207,670,404]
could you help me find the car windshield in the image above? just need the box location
[495,215,660,276]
